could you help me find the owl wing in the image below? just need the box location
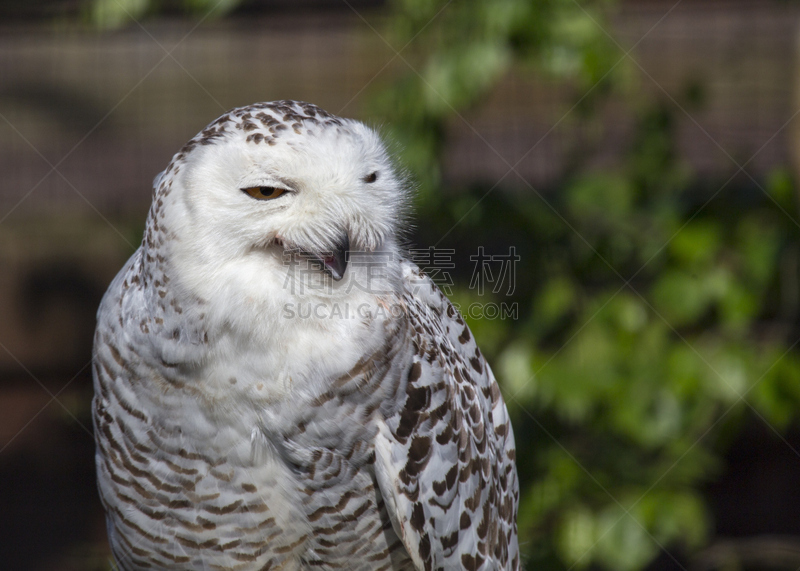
[373,261,519,571]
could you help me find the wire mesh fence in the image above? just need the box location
[1,2,797,218]
[3,2,800,570]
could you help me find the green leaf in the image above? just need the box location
[90,0,148,28]
[669,221,722,267]
[651,270,711,327]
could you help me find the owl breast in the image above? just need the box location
[93,272,413,570]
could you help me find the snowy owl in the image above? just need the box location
[92,100,519,570]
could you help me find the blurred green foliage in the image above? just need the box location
[83,0,800,568]
[372,1,800,570]
[371,0,624,203]
[87,0,236,28]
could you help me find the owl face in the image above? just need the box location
[158,104,409,300]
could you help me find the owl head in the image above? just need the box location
[146,101,411,306]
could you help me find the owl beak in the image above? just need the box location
[276,234,349,281]
[320,234,349,281]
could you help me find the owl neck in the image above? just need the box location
[138,201,175,292]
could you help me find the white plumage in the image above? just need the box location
[92,100,519,570]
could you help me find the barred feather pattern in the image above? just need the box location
[93,261,518,570]
[92,100,519,571]
[93,252,415,570]
[376,263,519,570]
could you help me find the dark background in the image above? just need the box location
[3,1,800,569]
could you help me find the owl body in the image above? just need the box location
[93,101,519,570]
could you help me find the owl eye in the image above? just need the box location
[241,186,287,200]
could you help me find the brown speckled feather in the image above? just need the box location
[92,100,519,571]
[373,261,519,570]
